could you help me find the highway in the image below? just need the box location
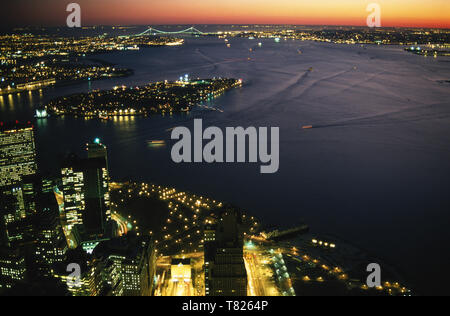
[111,213,129,236]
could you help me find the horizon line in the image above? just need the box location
[6,23,450,31]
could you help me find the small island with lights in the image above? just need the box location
[45,75,243,118]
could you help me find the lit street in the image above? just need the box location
[245,245,280,296]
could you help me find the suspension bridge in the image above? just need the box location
[135,26,206,37]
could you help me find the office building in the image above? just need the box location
[0,121,37,188]
[21,174,56,217]
[87,138,108,169]
[0,122,38,248]
[52,247,96,296]
[61,140,111,239]
[204,208,247,296]
[33,193,68,275]
[0,247,27,291]
[93,234,156,296]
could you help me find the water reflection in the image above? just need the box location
[0,89,47,121]
[112,115,136,124]
[8,94,13,109]
[35,118,48,128]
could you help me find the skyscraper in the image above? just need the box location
[0,121,37,188]
[61,156,110,237]
[33,192,67,276]
[87,138,108,166]
[0,121,38,247]
[21,174,56,217]
[0,126,64,289]
[93,234,156,296]
[0,247,27,292]
[61,140,112,248]
[204,208,247,296]
[1,177,67,281]
[85,139,111,236]
[52,247,95,296]
[60,155,85,231]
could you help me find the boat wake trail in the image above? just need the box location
[195,48,219,71]
[265,69,351,113]
[304,102,450,130]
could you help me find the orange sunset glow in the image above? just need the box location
[4,0,450,28]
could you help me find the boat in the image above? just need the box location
[147,140,166,146]
[99,114,109,120]
[261,224,310,241]
[302,125,313,129]
[197,104,224,113]
[35,108,49,118]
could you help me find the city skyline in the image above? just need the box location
[2,0,450,29]
[1,0,450,298]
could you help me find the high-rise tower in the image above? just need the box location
[0,121,38,246]
[204,208,247,296]
[61,139,112,245]
[0,121,37,187]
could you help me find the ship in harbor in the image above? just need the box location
[35,108,49,118]
[261,224,309,242]
[98,113,109,120]
[147,140,166,147]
